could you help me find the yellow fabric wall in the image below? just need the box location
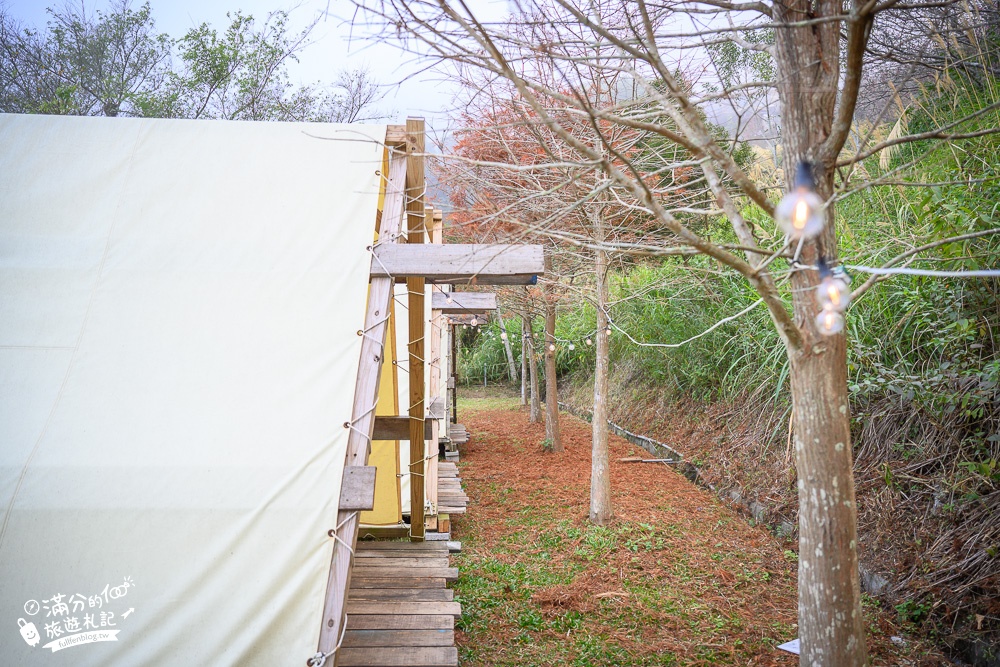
[360,147,403,525]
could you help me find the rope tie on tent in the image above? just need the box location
[343,399,379,445]
[307,616,349,667]
[404,186,429,211]
[368,240,396,281]
[357,309,390,347]
[396,451,439,478]
[326,511,360,556]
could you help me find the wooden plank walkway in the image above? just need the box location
[437,462,469,515]
[448,424,470,445]
[342,542,460,667]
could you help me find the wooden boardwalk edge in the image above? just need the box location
[340,456,469,666]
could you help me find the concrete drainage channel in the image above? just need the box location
[558,400,1000,666]
[558,400,762,522]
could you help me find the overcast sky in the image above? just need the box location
[3,0,513,137]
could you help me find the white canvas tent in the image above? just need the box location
[0,114,386,665]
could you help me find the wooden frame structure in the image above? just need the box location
[431,291,497,313]
[318,120,544,664]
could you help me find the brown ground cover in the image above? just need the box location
[450,391,946,666]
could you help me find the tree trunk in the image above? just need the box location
[788,337,865,665]
[520,315,528,406]
[773,5,868,664]
[544,296,562,451]
[590,224,612,525]
[526,318,541,422]
[501,315,518,383]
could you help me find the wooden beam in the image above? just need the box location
[318,147,408,656]
[357,526,410,540]
[373,416,433,441]
[406,117,426,542]
[384,125,407,147]
[445,313,487,326]
[371,244,544,285]
[346,615,453,630]
[426,236,443,518]
[431,291,497,313]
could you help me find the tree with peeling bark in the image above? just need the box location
[358,0,1000,662]
[440,64,649,522]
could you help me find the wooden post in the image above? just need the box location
[318,145,408,657]
[425,211,444,530]
[451,323,458,424]
[406,118,427,541]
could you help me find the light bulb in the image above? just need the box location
[817,274,851,312]
[775,162,825,240]
[585,338,593,346]
[569,343,575,351]
[815,307,845,336]
[463,324,468,329]
[500,331,508,340]
[471,317,478,326]
[548,343,555,352]
[445,295,453,305]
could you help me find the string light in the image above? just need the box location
[815,308,845,335]
[816,259,851,312]
[568,343,575,351]
[775,162,824,240]
[811,258,850,336]
[548,343,555,352]
[585,337,593,346]
[471,317,478,326]
[445,295,453,305]
[500,331,508,340]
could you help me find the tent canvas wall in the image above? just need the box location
[0,114,386,665]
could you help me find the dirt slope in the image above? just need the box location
[450,392,945,666]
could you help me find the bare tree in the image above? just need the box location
[358,0,1000,662]
[542,252,563,451]
[320,66,387,122]
[526,311,542,422]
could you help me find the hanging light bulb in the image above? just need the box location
[817,275,850,311]
[585,337,593,346]
[548,343,555,352]
[775,162,825,240]
[445,295,454,305]
[471,317,478,327]
[500,331,508,341]
[463,324,468,329]
[815,308,845,336]
[815,260,852,312]
[569,343,575,351]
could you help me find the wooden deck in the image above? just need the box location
[343,541,461,666]
[437,462,469,515]
[448,424,470,445]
